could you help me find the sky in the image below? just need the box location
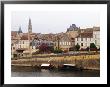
[11,7,100,34]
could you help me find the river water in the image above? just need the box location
[11,66,100,77]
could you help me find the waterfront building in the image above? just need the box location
[66,24,80,38]
[54,33,74,52]
[93,27,100,49]
[75,32,93,49]
[75,27,100,49]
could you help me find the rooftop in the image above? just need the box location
[77,32,93,38]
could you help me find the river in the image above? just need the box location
[11,66,100,77]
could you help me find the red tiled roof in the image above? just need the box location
[20,35,33,40]
[11,31,17,36]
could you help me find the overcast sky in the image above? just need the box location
[11,10,100,34]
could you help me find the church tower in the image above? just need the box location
[18,26,22,34]
[28,18,32,55]
[28,18,32,33]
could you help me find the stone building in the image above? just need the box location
[66,24,80,38]
[75,32,93,49]
[54,33,74,52]
[75,27,100,49]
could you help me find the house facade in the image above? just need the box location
[75,27,100,49]
[54,33,74,51]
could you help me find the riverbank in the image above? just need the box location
[11,54,100,71]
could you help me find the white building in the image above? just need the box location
[93,27,100,49]
[75,27,100,49]
[75,33,93,49]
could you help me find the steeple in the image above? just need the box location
[28,18,32,33]
[28,18,32,55]
[18,26,22,34]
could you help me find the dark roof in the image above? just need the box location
[77,33,93,38]
[80,28,93,33]
[67,24,79,32]
[93,27,100,31]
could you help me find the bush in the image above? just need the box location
[90,43,97,51]
[54,49,63,53]
[75,43,80,51]
[90,43,97,49]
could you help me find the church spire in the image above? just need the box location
[28,18,32,33]
[18,26,22,34]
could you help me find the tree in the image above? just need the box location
[48,46,54,53]
[53,48,63,53]
[90,43,97,51]
[75,43,80,51]
[39,43,48,53]
[39,43,54,53]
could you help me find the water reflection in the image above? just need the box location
[11,66,100,77]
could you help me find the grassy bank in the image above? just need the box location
[11,54,100,70]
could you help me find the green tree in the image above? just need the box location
[90,43,97,51]
[54,48,63,53]
[75,43,80,51]
[90,43,97,48]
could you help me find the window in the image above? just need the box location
[66,42,68,45]
[81,43,83,46]
[23,41,24,44]
[81,38,83,41]
[20,45,21,48]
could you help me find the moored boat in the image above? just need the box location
[58,64,81,71]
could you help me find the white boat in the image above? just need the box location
[41,64,50,67]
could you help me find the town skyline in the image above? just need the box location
[11,11,100,34]
[11,23,99,34]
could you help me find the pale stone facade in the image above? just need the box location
[93,27,100,48]
[66,31,79,38]
[75,27,100,49]
[54,33,74,51]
